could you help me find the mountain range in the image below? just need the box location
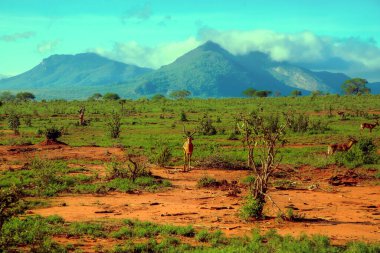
[0,41,378,99]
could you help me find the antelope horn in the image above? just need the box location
[190,130,197,137]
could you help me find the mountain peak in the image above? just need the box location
[198,41,225,52]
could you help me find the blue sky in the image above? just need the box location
[1,0,380,80]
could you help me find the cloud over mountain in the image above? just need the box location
[91,38,201,69]
[91,29,380,81]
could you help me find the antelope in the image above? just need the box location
[327,137,357,155]
[183,126,196,172]
[360,120,379,133]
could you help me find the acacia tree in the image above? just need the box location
[341,78,370,95]
[290,90,302,97]
[103,93,120,100]
[237,112,286,219]
[242,88,257,97]
[169,90,191,99]
[15,92,35,101]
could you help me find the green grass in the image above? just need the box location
[0,157,172,197]
[1,215,379,252]
[1,95,379,168]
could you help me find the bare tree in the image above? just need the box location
[237,112,286,218]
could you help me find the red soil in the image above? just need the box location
[1,144,379,246]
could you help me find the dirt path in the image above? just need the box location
[32,168,380,245]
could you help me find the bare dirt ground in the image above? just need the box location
[1,144,379,246]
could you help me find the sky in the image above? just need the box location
[1,0,380,81]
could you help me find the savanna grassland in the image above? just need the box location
[0,94,380,252]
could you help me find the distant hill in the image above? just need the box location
[0,41,377,99]
[0,53,152,90]
[0,74,10,80]
[368,82,380,94]
[130,41,352,97]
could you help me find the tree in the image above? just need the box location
[151,94,166,101]
[103,93,120,100]
[242,88,257,97]
[341,78,370,95]
[237,112,286,219]
[88,93,102,101]
[0,91,15,102]
[169,90,191,99]
[15,92,35,101]
[255,90,272,97]
[290,90,302,97]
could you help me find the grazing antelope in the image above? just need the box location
[183,126,196,172]
[327,137,357,155]
[360,120,379,133]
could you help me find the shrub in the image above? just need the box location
[23,114,32,127]
[151,144,172,166]
[197,113,217,135]
[7,112,20,134]
[239,195,265,220]
[0,216,64,251]
[44,126,62,141]
[180,111,188,121]
[334,138,378,168]
[107,113,121,138]
[197,176,219,188]
[0,187,26,229]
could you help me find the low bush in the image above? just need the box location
[44,126,63,141]
[334,138,378,168]
[239,195,265,220]
[197,176,220,188]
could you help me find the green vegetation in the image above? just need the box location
[0,157,171,197]
[2,215,378,252]
[341,78,370,95]
[242,88,272,97]
[103,92,121,100]
[169,90,191,99]
[0,95,378,167]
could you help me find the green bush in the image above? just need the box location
[239,195,265,220]
[197,113,217,135]
[7,112,20,134]
[68,222,105,238]
[334,138,378,168]
[44,126,63,141]
[197,176,219,188]
[0,187,26,229]
[151,144,172,166]
[0,216,64,251]
[107,113,122,138]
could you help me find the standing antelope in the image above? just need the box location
[360,120,379,133]
[327,137,357,155]
[183,126,195,172]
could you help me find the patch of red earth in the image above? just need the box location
[0,144,125,169]
[32,168,380,245]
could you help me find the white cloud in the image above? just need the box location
[0,31,36,42]
[198,29,380,74]
[91,37,200,69]
[121,2,152,24]
[91,29,380,80]
[37,40,60,54]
